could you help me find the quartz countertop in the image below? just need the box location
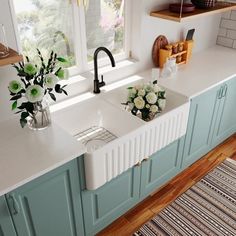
[0,45,235,197]
[0,118,85,196]
[158,45,236,98]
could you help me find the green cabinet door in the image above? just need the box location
[0,196,17,236]
[182,85,221,168]
[6,159,84,236]
[140,138,184,199]
[79,157,141,236]
[212,78,236,147]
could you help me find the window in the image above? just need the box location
[12,0,128,74]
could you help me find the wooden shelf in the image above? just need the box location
[170,50,187,58]
[150,2,236,22]
[177,60,186,65]
[0,44,23,67]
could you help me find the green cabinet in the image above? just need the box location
[0,196,17,236]
[79,157,141,236]
[140,138,184,199]
[6,159,84,236]
[182,77,236,168]
[212,78,236,147]
[182,85,221,168]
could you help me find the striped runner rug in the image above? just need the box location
[134,158,236,236]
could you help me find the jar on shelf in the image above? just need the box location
[172,43,178,54]
[178,41,184,52]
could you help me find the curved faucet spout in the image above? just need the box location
[93,47,116,94]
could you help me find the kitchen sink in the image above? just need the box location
[52,77,190,190]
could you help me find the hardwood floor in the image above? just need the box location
[97,134,236,236]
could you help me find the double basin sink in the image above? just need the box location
[51,75,190,190]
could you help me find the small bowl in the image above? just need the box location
[169,3,196,13]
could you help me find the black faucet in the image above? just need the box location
[93,47,116,94]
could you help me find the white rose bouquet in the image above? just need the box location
[8,49,69,128]
[123,81,166,121]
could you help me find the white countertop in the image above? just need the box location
[158,45,236,98]
[0,118,85,196]
[0,45,235,196]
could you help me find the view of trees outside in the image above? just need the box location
[13,0,125,67]
[85,0,125,61]
[13,0,75,67]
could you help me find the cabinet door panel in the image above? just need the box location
[0,196,17,236]
[212,79,236,146]
[182,86,220,168]
[81,163,140,236]
[6,159,84,236]
[140,139,183,199]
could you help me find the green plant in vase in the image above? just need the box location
[8,49,69,129]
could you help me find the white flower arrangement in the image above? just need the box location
[8,50,69,128]
[123,81,166,121]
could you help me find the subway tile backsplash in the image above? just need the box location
[217,10,236,49]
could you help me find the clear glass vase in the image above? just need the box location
[28,98,51,130]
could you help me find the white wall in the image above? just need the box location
[0,0,222,122]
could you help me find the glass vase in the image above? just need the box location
[28,98,51,130]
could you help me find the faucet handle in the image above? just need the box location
[100,75,105,87]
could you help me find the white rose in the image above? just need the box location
[146,92,157,105]
[134,96,145,110]
[44,73,58,88]
[138,89,146,97]
[128,88,137,98]
[9,80,23,94]
[150,105,158,113]
[25,85,44,103]
[144,84,152,93]
[159,99,166,110]
[153,84,162,93]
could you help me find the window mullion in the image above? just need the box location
[78,5,89,72]
[71,0,84,74]
[124,0,131,59]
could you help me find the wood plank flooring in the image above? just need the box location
[97,134,236,236]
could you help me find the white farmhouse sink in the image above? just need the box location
[51,96,145,190]
[52,80,190,190]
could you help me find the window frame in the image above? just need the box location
[10,0,131,77]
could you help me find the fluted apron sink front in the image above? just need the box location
[52,88,190,190]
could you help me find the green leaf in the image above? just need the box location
[57,57,68,63]
[10,94,22,101]
[21,112,29,120]
[12,101,17,110]
[55,84,62,93]
[49,93,56,101]
[62,89,68,96]
[20,118,27,128]
[127,87,133,90]
[18,102,34,115]
[153,80,158,84]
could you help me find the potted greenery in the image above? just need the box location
[8,50,68,130]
